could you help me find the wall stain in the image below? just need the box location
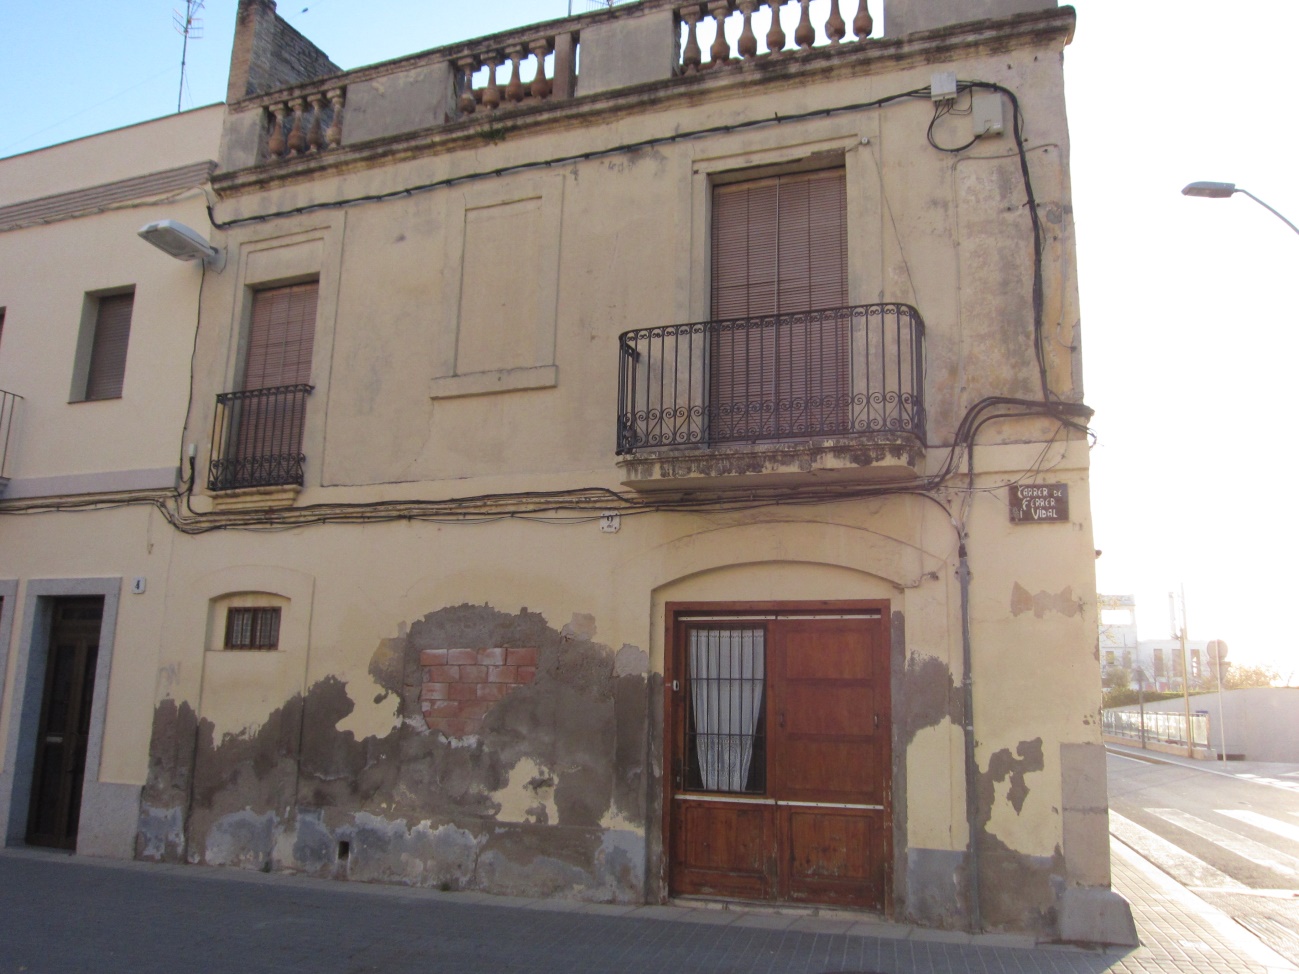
[137,604,655,903]
[1011,583,1081,619]
[975,737,1062,934]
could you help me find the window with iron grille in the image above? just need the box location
[683,626,767,794]
[224,606,281,650]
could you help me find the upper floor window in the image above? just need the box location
[712,167,847,318]
[76,290,134,401]
[244,281,317,390]
[710,168,849,443]
[209,281,318,492]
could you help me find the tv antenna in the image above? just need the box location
[175,0,206,113]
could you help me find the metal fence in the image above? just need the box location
[1102,709,1210,749]
[208,383,313,491]
[617,303,925,454]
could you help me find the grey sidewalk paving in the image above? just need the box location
[0,841,1291,974]
[1105,741,1299,781]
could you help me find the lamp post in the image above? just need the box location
[1182,182,1299,237]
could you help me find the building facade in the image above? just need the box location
[1099,595,1212,691]
[0,0,1133,944]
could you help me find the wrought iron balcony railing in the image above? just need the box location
[208,383,313,492]
[617,303,924,455]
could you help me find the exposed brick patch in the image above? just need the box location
[422,648,538,737]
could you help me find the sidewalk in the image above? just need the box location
[0,840,1293,974]
[1106,741,1299,781]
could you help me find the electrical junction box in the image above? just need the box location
[930,71,958,101]
[972,90,1006,136]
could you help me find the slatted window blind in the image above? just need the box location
[84,292,134,400]
[244,282,317,390]
[710,169,849,441]
[231,282,318,473]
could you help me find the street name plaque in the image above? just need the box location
[1009,483,1069,523]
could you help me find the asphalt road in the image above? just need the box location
[1108,749,1299,962]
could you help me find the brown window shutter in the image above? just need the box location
[710,169,849,442]
[244,281,318,390]
[84,292,134,400]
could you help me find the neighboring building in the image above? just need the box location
[0,0,1133,944]
[1098,595,1211,692]
[0,105,223,855]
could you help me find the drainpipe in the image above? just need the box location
[957,540,982,933]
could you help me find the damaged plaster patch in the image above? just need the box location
[983,738,1044,816]
[899,654,962,749]
[493,758,558,825]
[976,738,1061,934]
[138,604,654,904]
[614,644,648,677]
[206,809,277,868]
[1011,583,1081,619]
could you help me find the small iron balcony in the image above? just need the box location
[208,383,313,492]
[617,303,925,456]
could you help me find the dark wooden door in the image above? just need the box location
[26,598,101,849]
[668,609,890,911]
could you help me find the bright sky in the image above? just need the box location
[2,1,1296,675]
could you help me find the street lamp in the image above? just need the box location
[1182,181,1299,237]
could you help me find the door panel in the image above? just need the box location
[27,598,102,850]
[673,801,774,899]
[669,608,891,912]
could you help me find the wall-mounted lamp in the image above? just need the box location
[137,219,222,263]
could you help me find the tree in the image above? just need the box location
[1102,666,1131,691]
[1222,663,1280,690]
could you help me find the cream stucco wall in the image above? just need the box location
[0,6,1121,941]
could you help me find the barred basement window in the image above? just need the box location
[224,607,281,650]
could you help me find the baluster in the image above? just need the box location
[681,6,703,74]
[737,1,758,59]
[766,0,788,54]
[825,0,846,44]
[306,93,325,151]
[529,38,554,99]
[325,88,345,148]
[708,2,732,65]
[286,97,307,155]
[482,54,502,110]
[456,57,479,114]
[853,0,873,40]
[794,0,815,48]
[266,102,288,158]
[505,45,526,103]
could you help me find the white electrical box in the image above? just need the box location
[972,91,1006,136]
[930,71,958,102]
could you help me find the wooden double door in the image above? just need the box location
[667,605,891,911]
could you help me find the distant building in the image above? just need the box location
[1098,595,1211,691]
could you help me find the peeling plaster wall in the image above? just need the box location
[140,604,653,902]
